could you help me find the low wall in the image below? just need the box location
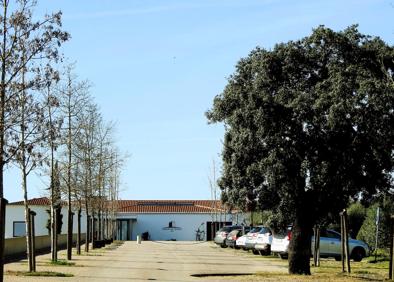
[5,233,86,258]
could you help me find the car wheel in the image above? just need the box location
[260,247,271,256]
[252,250,259,255]
[234,246,240,250]
[334,256,341,261]
[351,248,365,262]
[220,244,227,248]
[279,253,288,260]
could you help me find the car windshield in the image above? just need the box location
[273,226,291,239]
[218,226,232,233]
[229,230,240,236]
[249,227,262,233]
[259,227,271,234]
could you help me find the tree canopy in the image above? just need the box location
[207,25,394,274]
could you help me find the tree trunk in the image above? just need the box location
[0,198,6,282]
[20,87,32,271]
[67,208,72,260]
[91,212,95,248]
[51,205,55,261]
[48,93,57,262]
[85,204,89,253]
[288,212,313,275]
[389,215,394,280]
[313,227,320,267]
[66,91,73,260]
[98,210,101,241]
[52,208,58,261]
[77,208,81,255]
[30,211,36,272]
[0,3,7,280]
[23,203,32,272]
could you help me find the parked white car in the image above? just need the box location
[271,228,369,261]
[254,227,273,255]
[244,226,272,255]
[270,227,292,259]
[235,234,247,249]
[244,226,263,252]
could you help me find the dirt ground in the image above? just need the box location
[4,241,287,281]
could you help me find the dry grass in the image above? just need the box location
[6,270,74,277]
[222,255,390,281]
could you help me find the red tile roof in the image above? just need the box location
[116,200,226,214]
[9,198,227,214]
[9,197,52,206]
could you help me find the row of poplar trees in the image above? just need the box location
[0,0,124,280]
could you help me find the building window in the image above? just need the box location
[13,221,26,237]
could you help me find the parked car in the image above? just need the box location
[254,227,273,255]
[235,234,247,249]
[225,227,251,248]
[271,227,369,261]
[214,225,241,248]
[244,226,271,255]
[270,226,292,259]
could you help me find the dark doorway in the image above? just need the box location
[116,219,133,240]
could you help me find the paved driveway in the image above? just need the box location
[4,241,286,281]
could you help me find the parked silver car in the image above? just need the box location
[225,227,251,248]
[214,225,241,248]
[271,228,369,261]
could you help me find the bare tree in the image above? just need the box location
[40,66,63,262]
[58,65,90,260]
[0,0,69,277]
[73,102,100,252]
[13,70,46,271]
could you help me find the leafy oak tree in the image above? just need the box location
[207,26,394,275]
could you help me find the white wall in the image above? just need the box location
[120,213,234,241]
[5,233,86,257]
[5,205,87,239]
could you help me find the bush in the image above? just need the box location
[347,202,366,239]
[357,199,394,250]
[357,203,379,249]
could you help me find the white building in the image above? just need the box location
[5,197,87,239]
[5,198,236,241]
[115,200,234,241]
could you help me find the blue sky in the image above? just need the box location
[4,0,394,202]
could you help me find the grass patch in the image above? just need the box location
[97,241,124,251]
[218,255,390,281]
[367,248,390,263]
[6,270,73,277]
[48,259,76,266]
[84,252,103,256]
[247,272,379,281]
[310,259,388,280]
[233,271,386,281]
